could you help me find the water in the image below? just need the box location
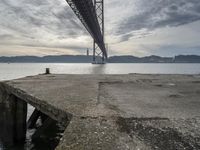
[0,63,200,81]
[0,63,200,150]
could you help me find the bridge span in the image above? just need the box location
[66,0,107,63]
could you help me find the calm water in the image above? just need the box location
[0,63,200,150]
[0,63,200,81]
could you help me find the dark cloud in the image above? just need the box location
[0,0,86,43]
[117,31,152,43]
[22,43,88,52]
[0,34,15,40]
[117,0,200,41]
[119,33,133,42]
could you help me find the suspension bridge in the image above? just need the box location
[66,0,107,63]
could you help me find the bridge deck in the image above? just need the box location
[1,74,200,149]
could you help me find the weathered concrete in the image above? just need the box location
[0,86,27,145]
[0,74,200,149]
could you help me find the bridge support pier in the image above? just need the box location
[93,41,106,64]
[93,0,106,64]
[0,87,27,146]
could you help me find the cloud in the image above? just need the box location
[0,45,80,56]
[0,0,200,56]
[0,0,84,33]
[143,44,200,57]
[116,0,200,42]
[0,0,88,47]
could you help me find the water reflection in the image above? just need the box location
[90,64,106,74]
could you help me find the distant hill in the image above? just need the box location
[108,55,173,63]
[0,55,199,63]
[108,55,140,63]
[0,55,94,63]
[174,55,200,63]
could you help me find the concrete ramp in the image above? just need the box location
[0,74,200,149]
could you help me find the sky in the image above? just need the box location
[0,0,200,57]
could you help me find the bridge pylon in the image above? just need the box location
[93,0,106,64]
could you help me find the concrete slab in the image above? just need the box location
[0,74,200,149]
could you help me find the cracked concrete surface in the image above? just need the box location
[0,74,200,150]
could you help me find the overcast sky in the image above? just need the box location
[0,0,200,56]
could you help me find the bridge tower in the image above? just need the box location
[65,0,107,63]
[93,0,106,64]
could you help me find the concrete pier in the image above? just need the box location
[0,86,27,145]
[0,74,200,149]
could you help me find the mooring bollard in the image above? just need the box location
[45,68,50,74]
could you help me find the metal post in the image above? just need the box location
[45,68,50,74]
[102,0,104,41]
[93,40,96,63]
[87,48,89,56]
